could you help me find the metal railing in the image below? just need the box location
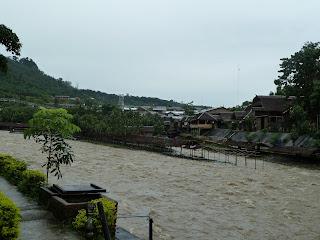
[95,201,153,240]
[117,215,153,240]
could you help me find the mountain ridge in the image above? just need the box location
[0,57,183,107]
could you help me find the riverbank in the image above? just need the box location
[1,130,320,239]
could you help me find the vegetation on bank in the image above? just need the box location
[0,102,37,123]
[0,102,165,137]
[274,42,320,145]
[69,104,165,136]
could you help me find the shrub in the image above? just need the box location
[313,139,320,148]
[18,170,46,200]
[0,155,14,175]
[0,155,27,185]
[0,154,46,201]
[73,198,117,235]
[245,133,256,142]
[312,130,320,148]
[3,160,27,185]
[0,190,21,240]
[269,133,281,146]
[190,130,197,137]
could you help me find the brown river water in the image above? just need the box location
[1,131,320,239]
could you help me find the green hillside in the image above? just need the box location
[0,57,182,107]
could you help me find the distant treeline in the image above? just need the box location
[0,102,165,136]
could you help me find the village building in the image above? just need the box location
[139,126,155,137]
[219,112,234,128]
[153,106,167,113]
[251,95,293,131]
[163,110,185,136]
[179,116,190,133]
[54,95,70,100]
[188,112,222,135]
[168,106,184,111]
[138,107,149,115]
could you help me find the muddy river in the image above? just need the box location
[1,131,319,239]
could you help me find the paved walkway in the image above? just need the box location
[0,176,84,240]
[0,176,141,240]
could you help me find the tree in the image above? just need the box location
[274,42,320,115]
[0,24,22,73]
[231,100,252,111]
[183,102,195,116]
[24,107,81,185]
[289,105,312,144]
[141,112,165,135]
[19,57,38,70]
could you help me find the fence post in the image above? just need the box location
[97,201,111,240]
[85,202,95,240]
[149,217,153,240]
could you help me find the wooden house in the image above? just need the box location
[189,112,222,134]
[251,95,293,130]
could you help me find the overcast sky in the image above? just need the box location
[1,0,320,107]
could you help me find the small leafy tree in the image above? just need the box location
[24,107,81,185]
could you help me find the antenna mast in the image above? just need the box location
[237,65,240,106]
[118,94,124,111]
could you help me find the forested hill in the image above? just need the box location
[0,57,182,106]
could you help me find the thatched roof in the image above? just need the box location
[220,112,234,122]
[234,111,246,120]
[189,112,221,122]
[252,95,292,113]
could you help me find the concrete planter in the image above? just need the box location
[38,185,118,237]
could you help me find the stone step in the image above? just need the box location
[20,209,54,221]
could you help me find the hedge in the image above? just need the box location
[0,190,21,240]
[0,154,46,200]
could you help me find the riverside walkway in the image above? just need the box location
[0,176,140,240]
[0,176,84,240]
